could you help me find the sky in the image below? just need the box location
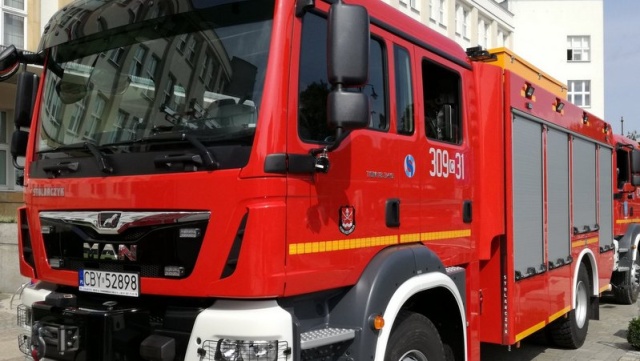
[604,1,640,136]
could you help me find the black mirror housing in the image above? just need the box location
[11,129,28,159]
[328,90,369,131]
[14,71,39,128]
[328,2,369,86]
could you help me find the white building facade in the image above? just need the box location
[509,0,604,118]
[383,0,605,119]
[382,0,515,51]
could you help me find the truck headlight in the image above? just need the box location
[215,339,279,361]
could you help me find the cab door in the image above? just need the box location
[283,7,399,295]
[413,48,474,265]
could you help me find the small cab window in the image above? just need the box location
[616,148,630,189]
[298,12,388,142]
[423,60,462,144]
[394,45,414,135]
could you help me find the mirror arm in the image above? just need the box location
[19,51,45,66]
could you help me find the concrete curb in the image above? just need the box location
[0,223,29,294]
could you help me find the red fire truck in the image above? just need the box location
[0,0,631,360]
[610,133,640,304]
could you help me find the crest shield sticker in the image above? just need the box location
[339,206,356,235]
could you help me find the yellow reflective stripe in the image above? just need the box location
[616,218,640,224]
[515,321,546,342]
[289,229,471,255]
[422,229,471,241]
[548,306,571,323]
[572,237,598,248]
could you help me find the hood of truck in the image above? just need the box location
[22,169,287,298]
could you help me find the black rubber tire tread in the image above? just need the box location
[547,266,590,349]
[612,253,640,304]
[385,310,446,361]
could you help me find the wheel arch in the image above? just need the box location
[373,272,467,361]
[573,249,599,305]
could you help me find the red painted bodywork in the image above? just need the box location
[612,134,640,238]
[15,1,618,360]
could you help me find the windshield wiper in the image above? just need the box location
[84,141,114,174]
[41,142,113,175]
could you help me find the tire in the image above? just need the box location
[547,266,590,349]
[385,311,446,361]
[613,250,640,305]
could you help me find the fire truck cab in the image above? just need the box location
[0,1,631,361]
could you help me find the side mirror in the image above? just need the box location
[326,1,370,134]
[328,90,369,131]
[328,1,369,86]
[0,45,20,81]
[14,72,39,128]
[10,129,28,170]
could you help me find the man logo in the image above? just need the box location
[83,242,137,261]
[98,212,121,229]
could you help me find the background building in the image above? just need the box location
[0,0,73,217]
[384,0,604,119]
[383,0,515,51]
[509,0,604,118]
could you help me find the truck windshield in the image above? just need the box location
[37,0,273,154]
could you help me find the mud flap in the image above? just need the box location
[590,295,599,320]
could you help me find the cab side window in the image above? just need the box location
[423,60,462,144]
[298,12,388,142]
[394,45,414,135]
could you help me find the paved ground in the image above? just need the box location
[1,293,640,360]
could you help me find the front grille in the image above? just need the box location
[40,211,209,279]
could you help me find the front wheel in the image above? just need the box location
[547,266,590,348]
[385,311,446,361]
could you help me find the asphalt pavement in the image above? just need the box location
[1,292,640,360]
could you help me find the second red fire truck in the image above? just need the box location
[0,0,638,360]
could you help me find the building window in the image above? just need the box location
[429,0,436,21]
[400,0,418,11]
[185,36,199,64]
[568,80,591,107]
[567,35,590,62]
[2,11,24,47]
[455,4,470,40]
[129,46,147,78]
[84,96,106,140]
[438,0,446,25]
[146,54,158,80]
[2,0,25,48]
[176,34,188,53]
[109,47,125,67]
[68,98,87,135]
[478,18,491,49]
[3,0,24,10]
[497,28,506,48]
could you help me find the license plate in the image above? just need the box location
[79,269,140,297]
